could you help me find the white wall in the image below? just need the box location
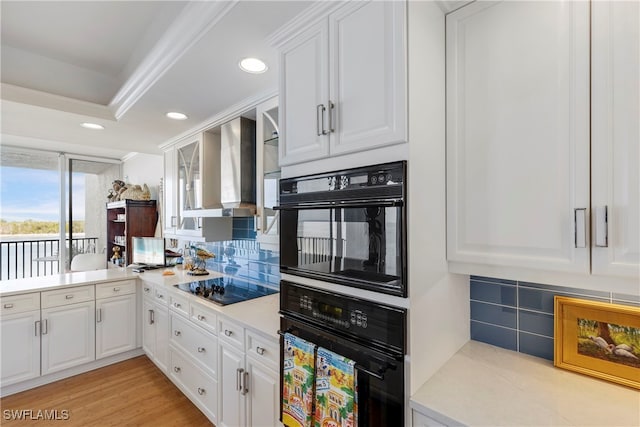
[122,153,163,201]
[407,0,470,395]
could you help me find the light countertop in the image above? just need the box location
[0,266,281,340]
[410,340,640,426]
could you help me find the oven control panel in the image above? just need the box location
[281,280,406,353]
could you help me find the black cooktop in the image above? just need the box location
[174,277,278,306]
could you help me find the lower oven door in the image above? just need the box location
[280,316,405,427]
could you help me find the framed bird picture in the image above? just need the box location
[554,296,640,390]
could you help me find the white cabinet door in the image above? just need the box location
[446,0,590,273]
[0,310,40,386]
[279,19,330,166]
[246,357,279,427]
[329,0,406,155]
[96,294,137,359]
[154,303,169,373]
[41,301,95,375]
[142,298,156,357]
[163,147,177,236]
[218,342,245,427]
[591,0,640,279]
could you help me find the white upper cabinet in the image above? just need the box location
[279,20,330,165]
[446,0,591,273]
[278,0,406,166]
[447,0,639,283]
[591,0,640,278]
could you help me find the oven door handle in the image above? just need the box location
[274,199,403,210]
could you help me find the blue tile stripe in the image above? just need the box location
[469,276,639,361]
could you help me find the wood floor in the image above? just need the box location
[0,356,213,426]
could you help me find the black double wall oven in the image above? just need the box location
[278,161,408,427]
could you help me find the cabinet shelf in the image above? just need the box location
[107,199,157,265]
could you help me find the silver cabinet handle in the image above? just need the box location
[156,293,164,299]
[595,205,608,247]
[256,346,265,356]
[65,295,74,300]
[197,387,205,395]
[113,287,120,292]
[328,100,335,133]
[236,368,243,391]
[96,308,102,323]
[316,104,327,136]
[42,319,48,335]
[174,330,181,336]
[241,371,249,395]
[197,347,206,353]
[174,302,181,308]
[197,314,206,321]
[224,329,233,337]
[35,320,41,336]
[574,208,587,248]
[149,309,155,325]
[144,287,150,293]
[171,216,177,227]
[173,366,181,373]
[4,303,14,309]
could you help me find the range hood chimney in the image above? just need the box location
[220,116,256,214]
[182,116,256,218]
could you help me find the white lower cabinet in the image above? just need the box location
[218,316,280,427]
[142,294,169,373]
[96,281,137,359]
[41,300,95,375]
[0,303,41,386]
[169,347,218,424]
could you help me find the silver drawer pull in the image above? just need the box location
[174,330,181,336]
[197,347,206,353]
[256,346,265,356]
[113,287,120,292]
[144,287,150,293]
[4,303,14,309]
[197,314,206,321]
[197,387,205,395]
[65,295,74,299]
[224,329,233,337]
[173,366,181,373]
[157,293,164,299]
[174,303,181,308]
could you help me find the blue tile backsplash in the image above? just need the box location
[189,217,280,288]
[470,276,639,361]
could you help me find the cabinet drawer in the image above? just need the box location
[170,313,217,378]
[141,282,154,297]
[1,293,40,315]
[96,280,136,299]
[190,300,217,335]
[246,330,278,371]
[42,285,95,308]
[169,291,189,318]
[153,286,169,306]
[169,347,218,424]
[219,317,244,350]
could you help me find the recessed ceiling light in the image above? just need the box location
[81,122,104,130]
[239,57,268,74]
[166,112,188,120]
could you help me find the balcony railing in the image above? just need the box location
[0,237,99,281]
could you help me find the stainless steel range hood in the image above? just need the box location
[183,116,256,218]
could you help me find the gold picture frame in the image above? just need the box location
[554,296,640,390]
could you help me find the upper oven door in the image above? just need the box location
[279,201,406,296]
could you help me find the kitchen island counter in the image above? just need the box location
[411,340,640,426]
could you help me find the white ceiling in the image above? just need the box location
[0,0,313,160]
